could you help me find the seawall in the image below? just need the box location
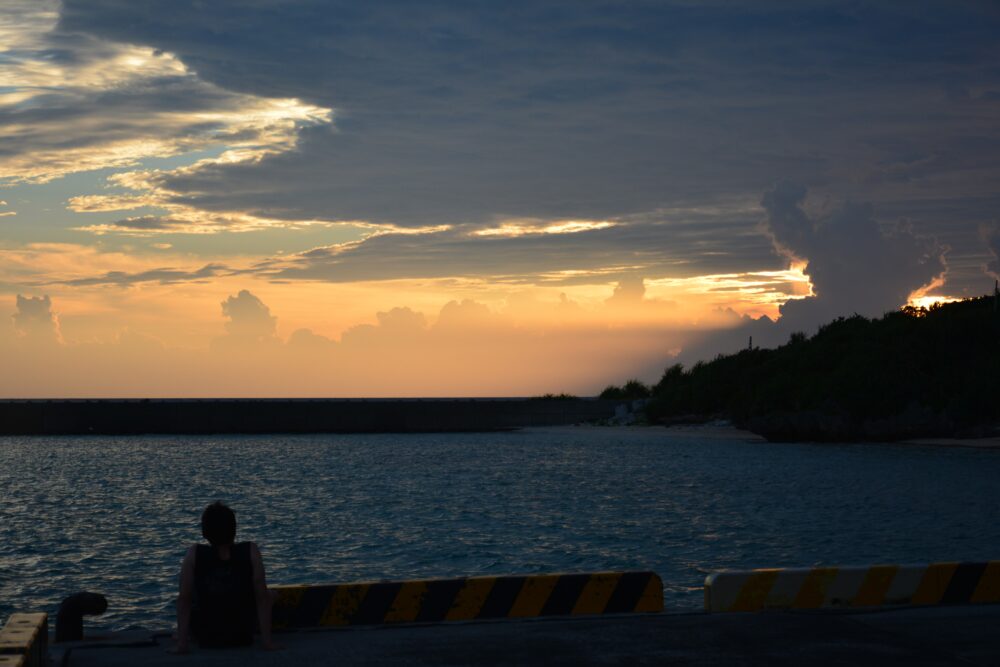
[0,398,619,435]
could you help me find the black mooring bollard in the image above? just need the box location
[55,591,108,642]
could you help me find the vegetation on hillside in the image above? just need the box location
[599,379,651,400]
[601,294,1000,441]
[530,393,580,400]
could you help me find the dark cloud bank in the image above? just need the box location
[55,1,1000,296]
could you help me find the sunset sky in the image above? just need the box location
[2,1,999,396]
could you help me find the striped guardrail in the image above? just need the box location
[705,561,1000,612]
[0,613,47,667]
[273,571,662,628]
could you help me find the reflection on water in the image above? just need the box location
[1,429,999,629]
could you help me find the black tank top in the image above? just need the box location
[191,542,255,647]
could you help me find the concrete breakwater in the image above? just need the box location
[0,398,619,435]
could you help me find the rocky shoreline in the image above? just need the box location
[738,409,1000,444]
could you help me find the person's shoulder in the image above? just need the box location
[182,544,199,566]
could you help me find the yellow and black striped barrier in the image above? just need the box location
[705,561,1000,612]
[273,571,662,629]
[0,613,47,667]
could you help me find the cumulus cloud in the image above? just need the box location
[287,328,336,351]
[319,297,692,396]
[215,290,278,346]
[434,300,495,332]
[341,307,427,344]
[0,289,706,397]
[762,182,947,326]
[678,184,949,362]
[12,295,61,343]
[605,276,646,309]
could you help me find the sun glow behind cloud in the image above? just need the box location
[907,295,963,309]
[472,220,617,237]
[647,263,814,318]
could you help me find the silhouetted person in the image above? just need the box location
[174,502,278,653]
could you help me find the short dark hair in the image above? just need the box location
[201,501,237,546]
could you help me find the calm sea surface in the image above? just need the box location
[1,428,999,630]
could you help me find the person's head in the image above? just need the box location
[201,501,237,547]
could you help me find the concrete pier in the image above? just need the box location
[53,604,1000,666]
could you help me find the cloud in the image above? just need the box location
[0,0,330,185]
[53,4,1000,208]
[314,296,697,395]
[678,184,949,362]
[259,213,780,285]
[35,1,1000,294]
[0,288,710,397]
[72,210,340,236]
[12,294,61,343]
[761,182,947,326]
[0,243,243,292]
[1,0,999,375]
[55,0,819,227]
[214,290,279,348]
[605,276,646,308]
[340,307,428,348]
[434,300,495,332]
[55,264,232,287]
[0,228,806,331]
[287,328,336,351]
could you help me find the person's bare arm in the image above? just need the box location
[174,545,196,654]
[249,542,278,650]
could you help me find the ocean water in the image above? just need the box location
[1,428,999,630]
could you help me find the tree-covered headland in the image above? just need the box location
[601,294,1000,441]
